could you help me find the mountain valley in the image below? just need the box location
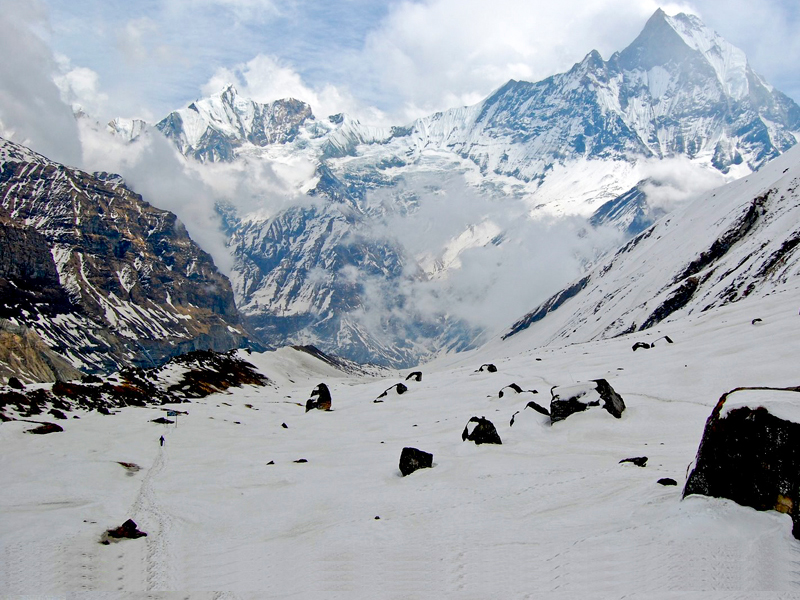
[2,5,800,596]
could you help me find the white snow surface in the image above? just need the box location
[3,290,800,595]
[720,389,800,424]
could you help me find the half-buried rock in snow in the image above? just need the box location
[375,383,408,402]
[683,386,800,539]
[549,379,625,423]
[101,518,147,543]
[399,447,433,476]
[462,416,502,445]
[305,383,332,412]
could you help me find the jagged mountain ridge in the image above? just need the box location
[503,143,800,346]
[150,10,799,184]
[108,9,800,367]
[155,85,315,163]
[0,137,251,380]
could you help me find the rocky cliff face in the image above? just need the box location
[0,138,251,380]
[230,170,478,365]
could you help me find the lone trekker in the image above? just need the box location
[159,435,165,447]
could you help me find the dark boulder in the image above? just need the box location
[399,447,433,476]
[8,377,24,390]
[375,383,408,402]
[620,456,648,467]
[476,364,498,373]
[550,379,625,423]
[632,342,651,351]
[305,383,332,412]
[151,417,173,424]
[405,371,422,382]
[25,422,63,434]
[48,408,68,420]
[462,416,502,445]
[105,519,147,541]
[658,478,678,486]
[684,386,800,539]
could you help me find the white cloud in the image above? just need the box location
[360,0,666,119]
[116,17,160,64]
[53,55,109,116]
[202,54,388,123]
[360,172,623,336]
[351,0,800,121]
[639,156,726,211]
[0,0,82,166]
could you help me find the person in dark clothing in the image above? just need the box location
[159,435,165,447]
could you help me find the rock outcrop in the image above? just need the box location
[550,379,625,423]
[0,349,268,421]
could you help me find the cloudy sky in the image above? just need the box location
[25,0,800,127]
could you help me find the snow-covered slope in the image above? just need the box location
[2,277,800,594]
[504,143,800,347]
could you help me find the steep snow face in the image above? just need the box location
[106,118,148,143]
[665,12,750,101]
[503,144,800,347]
[589,179,668,237]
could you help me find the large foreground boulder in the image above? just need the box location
[399,447,433,476]
[684,386,800,539]
[549,379,625,423]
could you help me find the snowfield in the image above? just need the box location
[3,285,800,596]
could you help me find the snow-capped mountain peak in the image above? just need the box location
[623,8,750,101]
[155,85,314,162]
